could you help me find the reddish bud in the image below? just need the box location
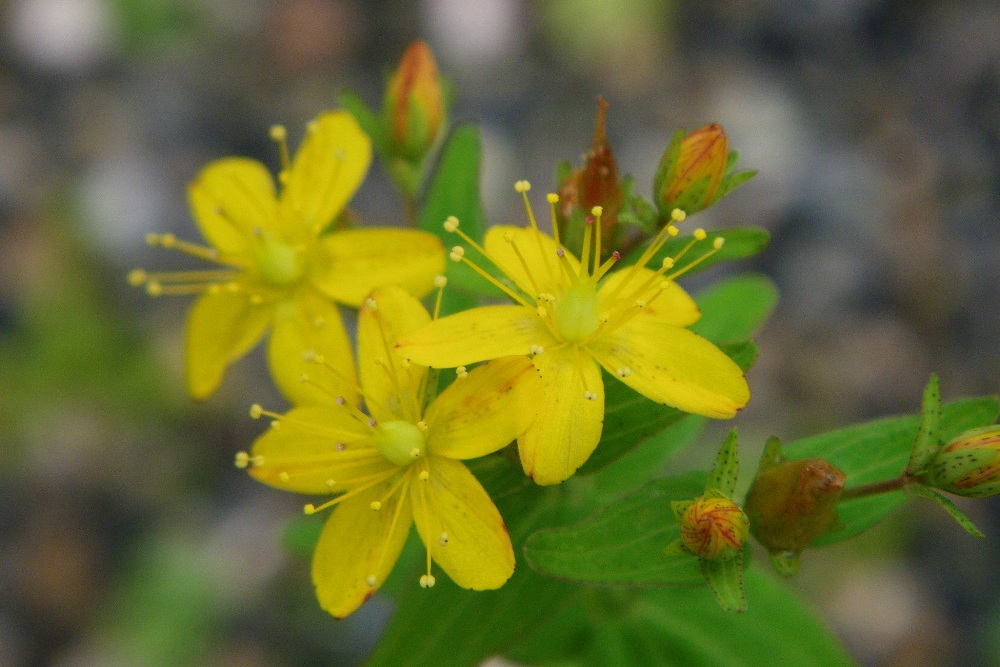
[655,123,729,217]
[385,40,444,160]
[925,426,1000,498]
[679,495,749,561]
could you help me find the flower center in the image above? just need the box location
[373,420,427,467]
[251,230,304,287]
[554,277,600,342]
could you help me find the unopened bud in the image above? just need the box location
[384,40,445,160]
[655,123,730,218]
[679,495,748,561]
[925,425,1000,498]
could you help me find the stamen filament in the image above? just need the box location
[368,473,412,589]
[303,468,401,514]
[547,193,561,247]
[432,276,447,321]
[580,218,593,279]
[665,237,724,281]
[269,125,291,174]
[516,182,561,291]
[453,254,533,308]
[591,206,603,275]
[592,251,621,282]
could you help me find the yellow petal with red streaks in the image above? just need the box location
[397,305,556,368]
[411,457,514,590]
[312,479,413,618]
[588,320,749,418]
[312,227,445,307]
[424,356,541,460]
[185,288,271,401]
[518,346,605,485]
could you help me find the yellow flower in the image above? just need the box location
[237,285,539,618]
[397,182,750,485]
[129,111,445,403]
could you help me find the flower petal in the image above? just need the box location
[185,289,271,400]
[188,157,278,256]
[483,225,577,298]
[312,480,413,618]
[358,286,431,423]
[588,320,750,418]
[281,111,371,234]
[397,305,556,368]
[411,457,514,590]
[598,267,701,327]
[312,227,445,307]
[267,289,357,407]
[519,346,604,485]
[249,409,388,495]
[424,357,541,460]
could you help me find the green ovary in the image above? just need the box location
[374,420,427,467]
[252,234,304,286]
[554,279,600,342]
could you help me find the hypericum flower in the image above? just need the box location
[397,181,750,485]
[236,284,539,618]
[129,111,445,403]
[384,39,445,161]
[925,425,1000,498]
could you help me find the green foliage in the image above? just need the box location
[689,274,779,343]
[787,397,1000,545]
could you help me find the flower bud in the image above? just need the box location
[654,123,729,217]
[744,457,846,555]
[678,495,749,561]
[556,97,624,255]
[384,40,444,160]
[925,425,1000,498]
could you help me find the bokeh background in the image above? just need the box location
[2,0,1000,665]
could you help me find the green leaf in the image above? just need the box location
[907,373,942,475]
[622,568,856,666]
[706,429,740,497]
[579,341,757,475]
[785,397,999,546]
[417,123,504,310]
[339,90,387,154]
[909,485,985,537]
[523,474,706,587]
[700,552,747,613]
[621,227,770,278]
[365,467,579,667]
[715,169,757,201]
[690,273,779,343]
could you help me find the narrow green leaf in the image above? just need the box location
[627,568,856,666]
[690,273,779,343]
[700,552,747,613]
[621,227,770,277]
[523,474,706,586]
[417,123,504,307]
[579,341,757,475]
[784,396,999,546]
[909,485,985,537]
[706,429,740,497]
[715,169,757,200]
[907,373,942,475]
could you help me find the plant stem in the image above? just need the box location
[840,475,909,502]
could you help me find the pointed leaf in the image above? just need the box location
[909,485,984,537]
[707,429,740,497]
[907,373,942,475]
[700,552,747,613]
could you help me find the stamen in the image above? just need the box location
[303,468,400,514]
[432,275,447,320]
[455,366,468,379]
[419,574,436,588]
[515,181,562,290]
[592,250,621,282]
[449,246,534,308]
[366,575,377,588]
[546,193,561,246]
[665,236,725,281]
[504,232,543,299]
[616,367,632,378]
[368,472,412,591]
[269,125,291,175]
[580,217,594,278]
[591,206,603,274]
[438,531,449,546]
[234,451,250,469]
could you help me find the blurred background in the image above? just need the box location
[2,0,1000,665]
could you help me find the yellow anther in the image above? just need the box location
[583,391,598,401]
[366,575,377,588]
[439,532,449,546]
[693,228,707,241]
[662,257,675,269]
[536,306,547,318]
[616,367,632,378]
[635,299,647,308]
[268,125,286,142]
[591,206,603,217]
[443,216,459,232]
[546,193,559,204]
[325,479,336,490]
[234,452,250,469]
[249,404,264,419]
[455,366,468,379]
[419,471,430,482]
[713,237,725,250]
[667,225,680,237]
[370,501,382,511]
[270,420,281,430]
[127,269,147,286]
[419,574,436,588]
[278,471,290,483]
[449,246,465,262]
[671,208,686,222]
[409,447,422,459]
[433,275,447,288]
[304,504,317,515]
[514,180,531,193]
[365,297,378,311]
[159,233,176,247]
[145,282,163,296]
[416,420,428,431]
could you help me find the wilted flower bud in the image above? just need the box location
[745,457,846,556]
[556,97,624,256]
[925,426,1000,498]
[679,495,749,561]
[654,123,735,218]
[384,40,444,160]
